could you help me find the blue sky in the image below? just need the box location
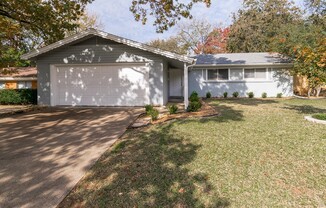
[87,0,305,43]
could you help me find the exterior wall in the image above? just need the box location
[189,68,293,98]
[36,36,167,106]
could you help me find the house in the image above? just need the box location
[0,67,37,89]
[21,29,293,109]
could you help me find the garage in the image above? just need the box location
[50,64,150,106]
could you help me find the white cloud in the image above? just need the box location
[87,0,305,43]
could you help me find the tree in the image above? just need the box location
[130,0,211,33]
[177,19,213,54]
[195,27,230,54]
[65,11,104,37]
[270,2,326,97]
[147,37,187,55]
[0,0,94,46]
[227,0,301,52]
[0,0,94,68]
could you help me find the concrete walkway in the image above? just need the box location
[0,107,142,208]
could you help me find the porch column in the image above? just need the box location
[184,63,189,110]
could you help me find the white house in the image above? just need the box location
[22,29,293,109]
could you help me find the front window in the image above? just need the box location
[230,68,243,80]
[207,69,229,80]
[18,81,32,89]
[0,82,5,89]
[244,68,267,79]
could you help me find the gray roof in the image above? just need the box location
[194,52,292,66]
[21,29,194,64]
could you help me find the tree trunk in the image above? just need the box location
[316,86,321,97]
[307,87,312,98]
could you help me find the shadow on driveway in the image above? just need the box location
[0,107,142,208]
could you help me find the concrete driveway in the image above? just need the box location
[0,107,142,208]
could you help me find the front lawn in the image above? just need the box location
[59,98,326,208]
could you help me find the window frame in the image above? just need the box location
[206,68,229,81]
[205,67,271,82]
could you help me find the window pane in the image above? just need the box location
[256,68,266,79]
[207,69,218,80]
[18,82,25,89]
[25,81,32,89]
[244,69,255,78]
[0,82,5,89]
[230,68,243,80]
[217,69,229,80]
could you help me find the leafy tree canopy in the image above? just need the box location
[227,0,301,52]
[147,37,188,55]
[130,0,211,33]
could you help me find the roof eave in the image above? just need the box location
[21,29,194,64]
[193,63,293,68]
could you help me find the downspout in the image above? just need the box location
[184,62,196,110]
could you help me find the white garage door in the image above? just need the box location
[50,64,150,106]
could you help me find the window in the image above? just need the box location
[18,81,32,89]
[207,69,229,80]
[244,68,267,79]
[244,69,255,79]
[230,68,243,80]
[0,82,5,89]
[256,68,266,79]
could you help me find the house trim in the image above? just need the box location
[21,29,194,64]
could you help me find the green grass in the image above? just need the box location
[59,98,326,208]
[312,113,326,121]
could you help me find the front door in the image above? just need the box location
[169,69,183,97]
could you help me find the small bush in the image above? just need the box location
[148,108,159,121]
[0,89,37,105]
[187,101,202,112]
[262,92,267,98]
[232,91,239,98]
[145,104,153,114]
[276,93,283,98]
[312,113,326,121]
[223,92,228,98]
[247,92,254,98]
[189,91,199,102]
[168,104,178,114]
[206,92,211,98]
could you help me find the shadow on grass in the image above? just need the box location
[59,123,230,207]
[217,98,279,106]
[283,104,326,114]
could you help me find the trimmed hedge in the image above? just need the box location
[0,89,37,105]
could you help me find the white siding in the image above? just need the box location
[189,68,293,97]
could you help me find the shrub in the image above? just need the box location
[276,93,283,98]
[148,108,159,121]
[232,91,239,98]
[312,113,326,121]
[262,92,267,98]
[223,92,228,98]
[168,104,178,114]
[187,101,202,112]
[0,89,37,105]
[206,91,211,98]
[145,104,153,114]
[247,92,254,98]
[189,91,199,102]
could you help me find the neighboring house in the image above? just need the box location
[21,29,293,109]
[0,67,37,90]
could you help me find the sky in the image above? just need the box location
[87,0,305,43]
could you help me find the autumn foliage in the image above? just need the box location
[194,27,230,54]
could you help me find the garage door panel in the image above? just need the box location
[52,65,149,106]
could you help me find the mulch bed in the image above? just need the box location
[129,100,219,128]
